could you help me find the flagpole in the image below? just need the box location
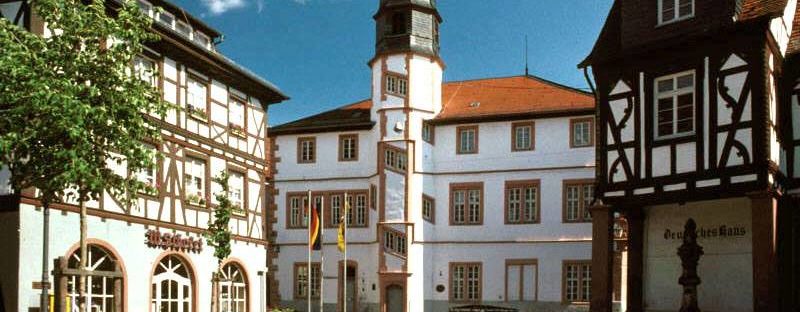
[307,190,312,312]
[343,192,348,312]
[320,194,325,312]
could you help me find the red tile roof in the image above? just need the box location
[435,76,594,124]
[270,75,594,135]
[737,0,788,21]
[787,2,800,55]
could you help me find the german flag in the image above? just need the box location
[308,200,321,251]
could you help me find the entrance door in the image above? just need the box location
[151,255,193,312]
[385,285,403,312]
[339,264,357,312]
[506,261,537,301]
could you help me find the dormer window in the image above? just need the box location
[391,12,407,35]
[176,21,192,37]
[658,0,693,25]
[157,10,174,27]
[194,31,211,49]
[137,0,153,17]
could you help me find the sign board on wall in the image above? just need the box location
[643,197,753,312]
[145,229,203,253]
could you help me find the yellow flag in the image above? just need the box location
[338,198,350,252]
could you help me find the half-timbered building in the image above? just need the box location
[0,1,287,311]
[268,1,606,311]
[580,0,800,311]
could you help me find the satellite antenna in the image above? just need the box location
[524,35,529,76]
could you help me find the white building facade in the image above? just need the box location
[0,1,287,311]
[269,1,602,311]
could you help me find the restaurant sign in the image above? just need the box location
[145,229,203,253]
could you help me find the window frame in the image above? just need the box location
[562,260,592,304]
[449,262,483,303]
[338,134,359,162]
[654,70,696,140]
[384,144,408,173]
[228,96,247,138]
[183,154,209,208]
[511,121,535,152]
[422,194,435,224]
[136,143,160,197]
[449,182,484,226]
[504,180,541,224]
[456,125,479,155]
[422,121,435,144]
[186,75,209,122]
[385,74,408,97]
[133,54,159,88]
[227,168,247,217]
[297,137,316,164]
[286,192,309,229]
[569,117,594,148]
[657,0,694,26]
[294,262,321,299]
[562,179,595,223]
[505,259,539,302]
[382,226,407,258]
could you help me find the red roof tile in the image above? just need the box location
[270,75,594,135]
[737,0,788,21]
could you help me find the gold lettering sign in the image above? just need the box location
[145,229,203,253]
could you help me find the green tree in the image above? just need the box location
[206,171,234,312]
[0,0,170,311]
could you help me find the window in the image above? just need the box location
[450,183,483,225]
[505,180,539,224]
[422,121,434,144]
[383,227,407,257]
[370,184,377,210]
[184,156,206,206]
[655,71,695,139]
[457,126,478,154]
[186,77,208,120]
[287,194,308,229]
[134,55,158,87]
[354,194,367,226]
[339,134,358,161]
[329,194,342,226]
[229,171,245,215]
[229,97,246,136]
[512,122,534,151]
[386,75,408,96]
[137,0,153,17]
[384,145,407,172]
[67,245,122,312]
[137,144,158,195]
[220,263,247,312]
[506,260,538,302]
[295,263,321,299]
[176,21,192,37]
[659,0,693,25]
[563,261,591,304]
[570,118,594,148]
[450,263,482,302]
[194,31,211,48]
[564,180,594,223]
[297,137,316,163]
[422,194,435,223]
[157,10,174,27]
[390,12,407,35]
[151,255,194,312]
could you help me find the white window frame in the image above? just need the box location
[176,20,193,37]
[657,0,694,26]
[157,10,174,28]
[229,97,246,129]
[654,70,696,140]
[386,75,408,96]
[229,171,245,214]
[184,157,206,204]
[186,77,208,113]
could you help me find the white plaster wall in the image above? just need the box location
[423,242,591,302]
[643,197,752,312]
[17,205,267,312]
[431,116,595,173]
[274,131,375,180]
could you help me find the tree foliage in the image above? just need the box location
[0,0,170,204]
[206,172,233,266]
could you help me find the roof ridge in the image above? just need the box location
[270,98,370,129]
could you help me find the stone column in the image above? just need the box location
[590,203,614,312]
[750,192,778,312]
[626,208,644,312]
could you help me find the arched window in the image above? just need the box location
[220,263,248,312]
[391,13,407,35]
[67,245,122,312]
[151,255,194,312]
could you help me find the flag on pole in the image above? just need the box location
[338,195,350,252]
[308,198,321,251]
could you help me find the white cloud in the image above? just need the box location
[201,0,247,15]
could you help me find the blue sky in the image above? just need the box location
[170,0,614,126]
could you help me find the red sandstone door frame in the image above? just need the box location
[337,260,359,312]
